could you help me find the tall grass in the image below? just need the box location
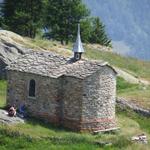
[117,77,139,94]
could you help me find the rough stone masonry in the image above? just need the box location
[6,50,117,132]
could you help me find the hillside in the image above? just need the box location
[84,0,150,60]
[0,30,150,149]
[0,30,150,109]
[1,30,150,80]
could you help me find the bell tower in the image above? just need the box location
[72,24,85,61]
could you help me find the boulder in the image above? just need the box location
[117,98,150,117]
[0,30,32,79]
[0,109,25,125]
[131,134,148,144]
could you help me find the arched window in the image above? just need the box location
[29,79,35,97]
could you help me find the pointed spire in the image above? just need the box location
[73,24,85,53]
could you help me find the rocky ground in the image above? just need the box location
[0,109,24,125]
[117,98,150,117]
[0,30,32,79]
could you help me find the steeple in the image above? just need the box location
[73,24,84,61]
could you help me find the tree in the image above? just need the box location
[1,0,111,47]
[80,18,93,43]
[45,0,89,44]
[2,0,46,38]
[0,1,4,27]
[89,17,111,47]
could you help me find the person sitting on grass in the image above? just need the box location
[8,105,16,117]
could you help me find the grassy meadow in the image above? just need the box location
[0,101,150,150]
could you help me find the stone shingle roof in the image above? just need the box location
[7,50,116,79]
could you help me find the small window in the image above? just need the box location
[75,53,81,60]
[76,53,80,59]
[29,79,35,97]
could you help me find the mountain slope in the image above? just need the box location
[84,0,150,60]
[0,30,32,79]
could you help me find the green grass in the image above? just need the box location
[117,77,139,94]
[0,80,7,108]
[117,107,150,134]
[117,77,150,109]
[85,47,150,81]
[0,108,150,150]
[0,130,99,150]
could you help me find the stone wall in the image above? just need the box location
[81,66,116,132]
[7,66,117,132]
[7,71,61,124]
[7,71,84,128]
[61,76,83,130]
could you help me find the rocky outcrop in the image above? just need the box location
[0,109,24,125]
[117,98,150,117]
[0,30,32,79]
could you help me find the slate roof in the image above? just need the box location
[7,50,116,79]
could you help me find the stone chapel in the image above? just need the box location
[6,24,117,132]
